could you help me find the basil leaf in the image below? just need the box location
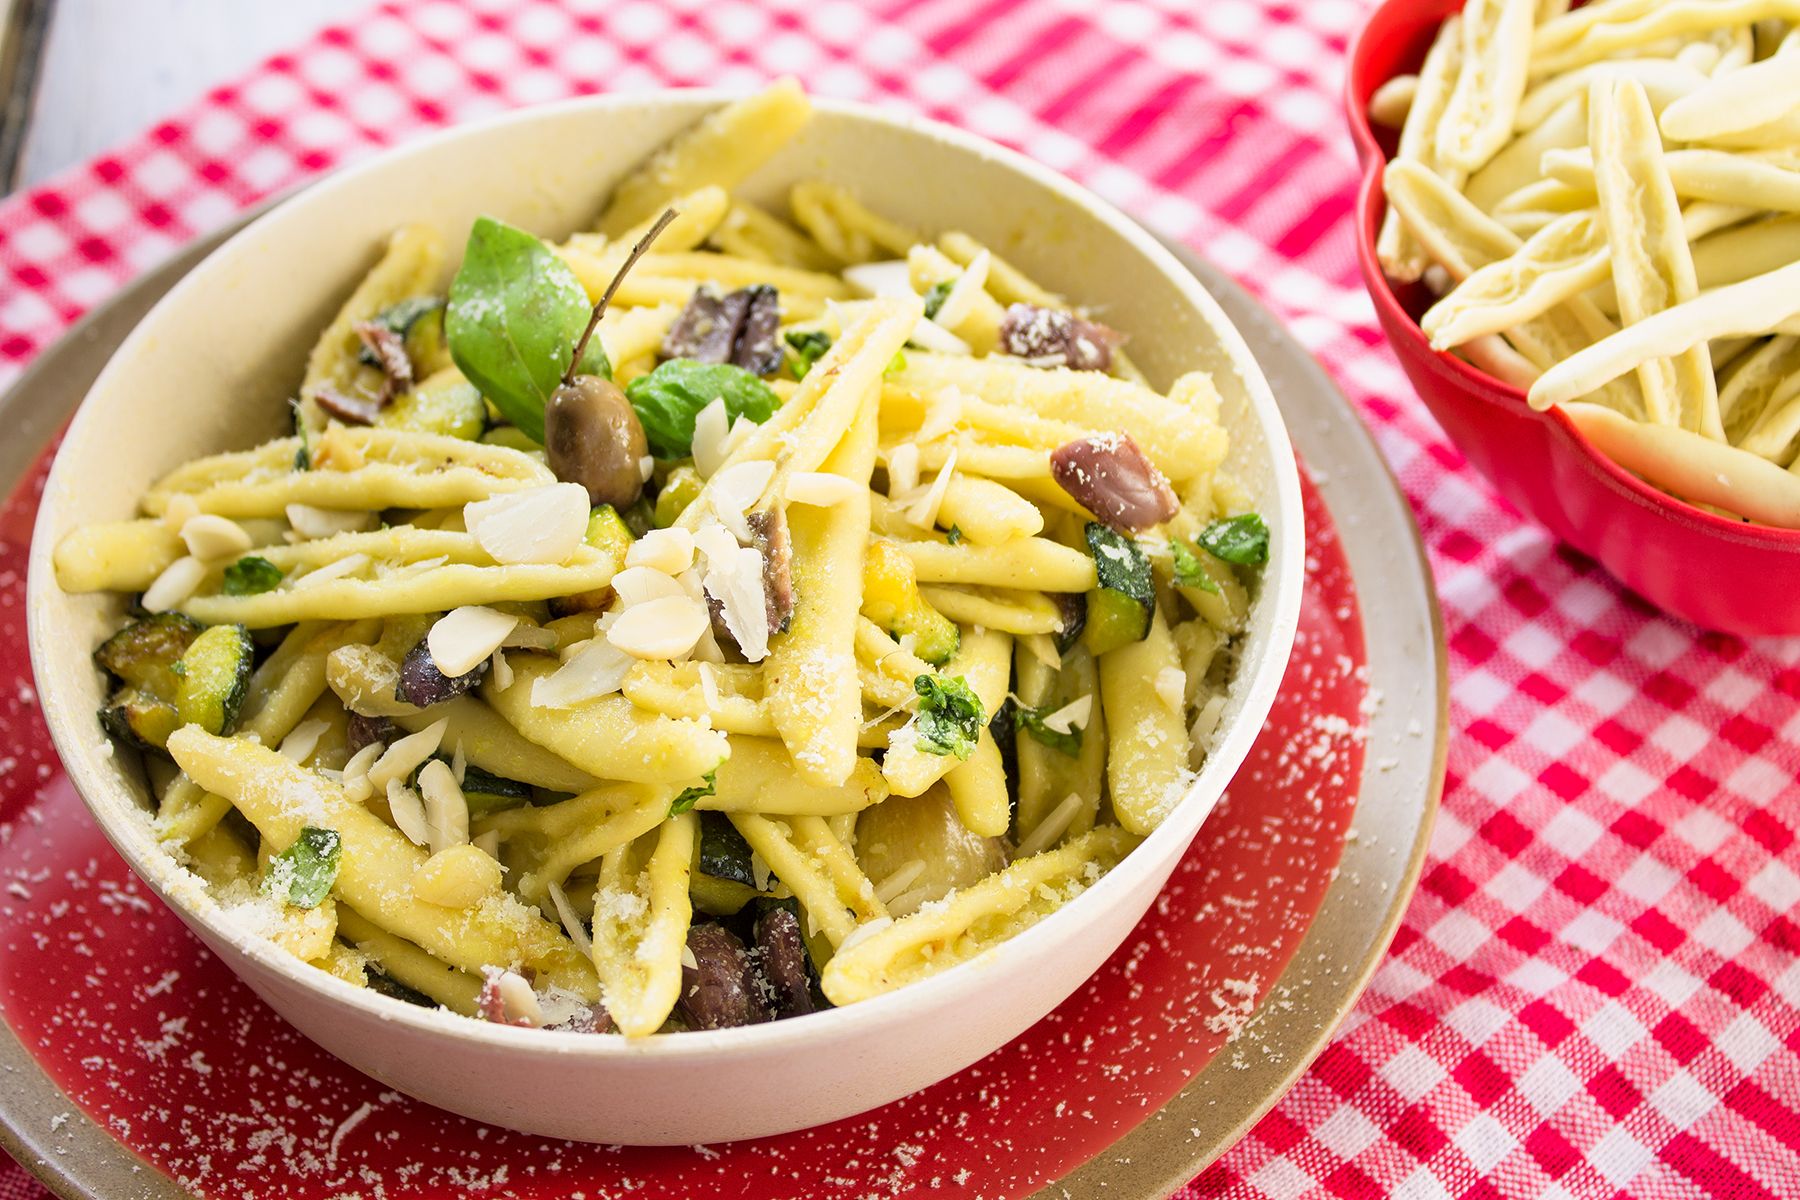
[222,556,283,596]
[268,826,341,909]
[784,329,832,380]
[669,771,718,816]
[625,359,780,459]
[1197,513,1269,566]
[922,280,953,320]
[1170,541,1220,594]
[446,216,607,443]
[1014,704,1083,757]
[912,673,984,759]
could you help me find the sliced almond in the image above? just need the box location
[427,606,520,678]
[291,552,369,590]
[368,717,449,790]
[611,564,689,607]
[931,250,990,331]
[906,446,958,530]
[692,397,732,478]
[709,460,777,541]
[141,555,208,613]
[464,482,590,565]
[277,718,332,764]
[786,471,862,507]
[606,595,711,661]
[1155,666,1186,713]
[704,545,772,662]
[180,513,253,561]
[915,389,965,444]
[494,969,544,1027]
[887,443,920,497]
[1040,693,1093,735]
[490,650,514,692]
[626,526,696,575]
[286,503,377,540]
[531,638,634,707]
[417,758,470,852]
[692,519,741,568]
[386,778,432,848]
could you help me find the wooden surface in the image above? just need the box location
[16,0,370,189]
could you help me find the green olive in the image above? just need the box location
[545,374,648,509]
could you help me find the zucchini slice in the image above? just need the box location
[100,687,184,751]
[95,613,202,697]
[1082,523,1153,656]
[459,765,533,818]
[379,368,486,440]
[692,812,762,916]
[861,539,960,666]
[172,624,255,735]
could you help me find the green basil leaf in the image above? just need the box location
[784,329,832,380]
[625,359,780,459]
[913,673,985,759]
[1170,540,1220,594]
[1013,703,1082,756]
[222,556,283,596]
[268,826,341,909]
[446,216,607,443]
[669,771,718,816]
[1197,513,1269,566]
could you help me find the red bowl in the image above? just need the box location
[1346,0,1800,637]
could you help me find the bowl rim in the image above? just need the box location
[26,89,1305,1061]
[1344,0,1800,551]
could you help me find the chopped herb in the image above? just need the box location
[922,279,954,320]
[624,360,780,459]
[912,673,985,759]
[946,524,965,545]
[886,350,907,376]
[1014,703,1083,757]
[669,771,718,816]
[1170,540,1220,594]
[1197,513,1269,566]
[221,556,283,596]
[268,827,341,909]
[784,329,833,380]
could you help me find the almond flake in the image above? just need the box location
[386,779,432,848]
[547,881,593,959]
[786,471,861,507]
[612,565,688,608]
[285,504,376,540]
[606,595,710,661]
[638,455,655,483]
[499,624,559,651]
[428,606,520,678]
[490,650,514,691]
[705,545,772,662]
[341,742,383,786]
[180,513,253,561]
[494,969,544,1027]
[1155,666,1187,713]
[625,526,696,576]
[532,638,634,707]
[1022,633,1062,672]
[473,830,503,860]
[698,662,723,712]
[141,555,208,613]
[681,945,700,971]
[277,718,331,765]
[906,317,970,355]
[464,482,589,565]
[887,443,920,497]
[1040,694,1093,735]
[692,520,741,568]
[291,553,370,590]
[906,446,958,530]
[931,250,990,331]
[692,397,732,477]
[1015,792,1084,859]
[843,260,915,299]
[709,460,777,541]
[368,718,449,790]
[417,759,470,852]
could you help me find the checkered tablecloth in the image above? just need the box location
[3,1,1799,1197]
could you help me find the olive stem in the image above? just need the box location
[564,207,680,387]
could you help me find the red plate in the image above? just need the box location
[0,445,1363,1198]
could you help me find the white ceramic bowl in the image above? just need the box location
[26,93,1304,1145]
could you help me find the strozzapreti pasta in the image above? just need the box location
[56,80,1268,1037]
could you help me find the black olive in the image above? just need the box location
[395,639,487,708]
[677,923,772,1030]
[753,905,815,1019]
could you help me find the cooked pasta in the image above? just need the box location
[56,81,1269,1037]
[1374,8,1800,526]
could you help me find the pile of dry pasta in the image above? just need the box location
[1373,1,1800,527]
[53,81,1267,1036]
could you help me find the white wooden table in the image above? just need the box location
[14,0,371,189]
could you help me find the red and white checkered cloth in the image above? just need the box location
[3,1,1798,1197]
